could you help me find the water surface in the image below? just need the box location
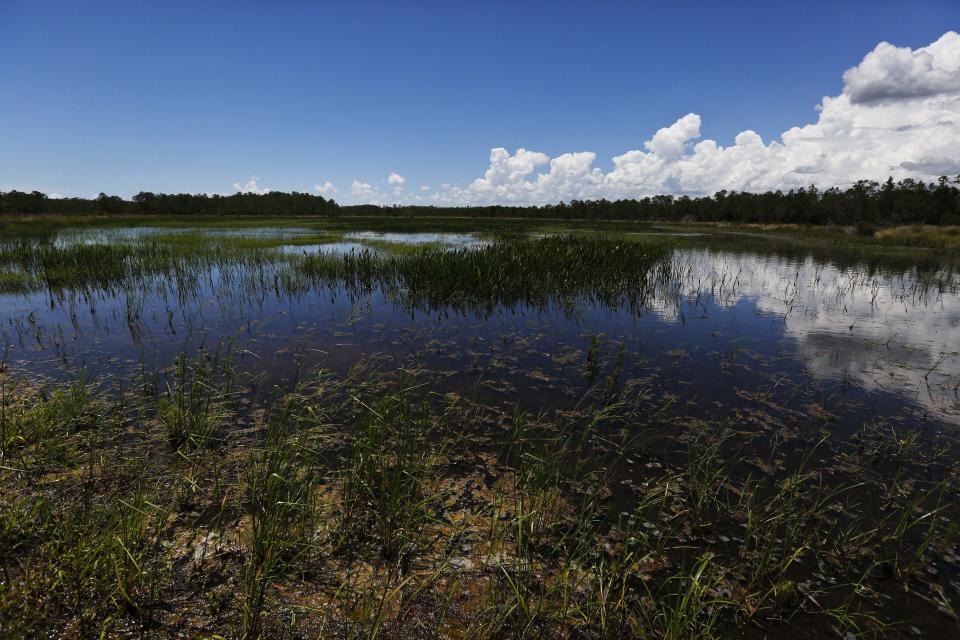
[2,227,957,438]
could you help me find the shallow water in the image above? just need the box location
[32,225,319,247]
[278,241,369,255]
[1,228,957,437]
[344,230,487,247]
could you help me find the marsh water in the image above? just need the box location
[5,223,960,637]
[3,225,958,439]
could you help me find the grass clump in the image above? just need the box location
[337,382,446,562]
[158,348,237,450]
[0,448,172,638]
[241,394,318,639]
[874,224,960,250]
[293,235,674,313]
[0,373,106,469]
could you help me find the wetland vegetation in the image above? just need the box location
[0,217,958,639]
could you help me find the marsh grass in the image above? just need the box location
[158,346,238,450]
[394,235,673,311]
[0,233,681,328]
[146,230,344,250]
[874,224,960,250]
[337,381,446,562]
[355,238,447,254]
[0,372,106,470]
[241,393,318,638]
[0,364,957,638]
[0,226,958,638]
[290,233,675,313]
[0,447,171,637]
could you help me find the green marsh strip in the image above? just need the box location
[0,236,674,314]
[295,235,674,311]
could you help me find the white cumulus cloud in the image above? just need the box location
[233,176,271,195]
[843,31,960,104]
[387,172,406,185]
[314,181,337,194]
[351,180,376,199]
[425,31,960,206]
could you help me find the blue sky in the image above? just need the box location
[1,1,958,203]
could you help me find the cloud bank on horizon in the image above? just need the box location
[297,32,960,205]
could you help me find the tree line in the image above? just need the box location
[0,190,341,217]
[2,176,959,226]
